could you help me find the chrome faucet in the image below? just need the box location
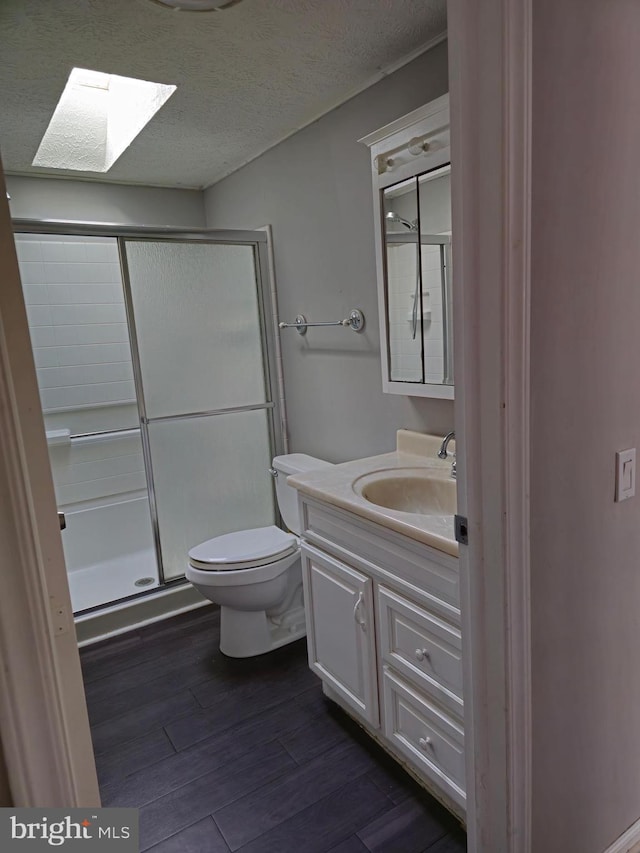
[438,431,456,479]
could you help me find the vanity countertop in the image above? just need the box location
[288,431,458,558]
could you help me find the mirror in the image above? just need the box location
[382,164,452,386]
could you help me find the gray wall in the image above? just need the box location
[6,175,205,228]
[205,44,452,462]
[531,2,640,850]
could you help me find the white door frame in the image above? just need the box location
[0,159,100,806]
[449,0,531,850]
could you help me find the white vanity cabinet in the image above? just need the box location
[299,493,465,820]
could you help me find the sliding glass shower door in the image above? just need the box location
[121,237,279,581]
[14,232,159,613]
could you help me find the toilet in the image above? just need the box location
[186,453,332,658]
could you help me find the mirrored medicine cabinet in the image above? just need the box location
[360,95,453,399]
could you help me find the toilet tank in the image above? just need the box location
[272,453,332,535]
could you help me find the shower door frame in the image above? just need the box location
[12,219,285,602]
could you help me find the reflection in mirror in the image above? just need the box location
[382,164,452,386]
[383,176,421,382]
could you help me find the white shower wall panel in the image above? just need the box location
[49,431,147,507]
[63,494,153,572]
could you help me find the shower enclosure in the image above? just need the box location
[14,224,282,613]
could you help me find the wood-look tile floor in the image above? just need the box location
[81,605,467,853]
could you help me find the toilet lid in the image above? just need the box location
[188,525,297,570]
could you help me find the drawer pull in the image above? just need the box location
[414,648,431,662]
[419,736,433,751]
[353,591,366,630]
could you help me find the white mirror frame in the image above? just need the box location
[360,94,453,399]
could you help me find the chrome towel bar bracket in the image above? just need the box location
[278,308,364,335]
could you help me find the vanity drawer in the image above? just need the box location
[377,586,463,716]
[382,667,465,809]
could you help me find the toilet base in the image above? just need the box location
[219,604,306,658]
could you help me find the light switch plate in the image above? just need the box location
[615,448,636,502]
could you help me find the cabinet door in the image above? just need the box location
[301,544,379,727]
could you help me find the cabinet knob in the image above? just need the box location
[415,648,430,662]
[419,736,433,750]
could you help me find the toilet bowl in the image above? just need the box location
[186,453,332,657]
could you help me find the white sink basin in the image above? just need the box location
[352,467,456,516]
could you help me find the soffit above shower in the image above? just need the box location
[0,0,446,190]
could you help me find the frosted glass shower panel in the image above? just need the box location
[148,409,275,580]
[123,241,267,418]
[15,233,138,432]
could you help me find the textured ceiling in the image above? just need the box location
[0,0,446,189]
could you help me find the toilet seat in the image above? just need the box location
[188,525,298,572]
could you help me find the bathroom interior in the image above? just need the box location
[2,1,467,851]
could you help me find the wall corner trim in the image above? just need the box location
[0,160,100,806]
[448,0,532,849]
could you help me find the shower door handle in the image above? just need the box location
[58,511,66,531]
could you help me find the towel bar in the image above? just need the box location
[278,308,364,335]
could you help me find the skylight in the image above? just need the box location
[33,68,176,172]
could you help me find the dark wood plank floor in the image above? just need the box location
[80,605,467,853]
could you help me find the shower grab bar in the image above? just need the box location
[71,428,141,446]
[46,427,141,447]
[278,308,364,335]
